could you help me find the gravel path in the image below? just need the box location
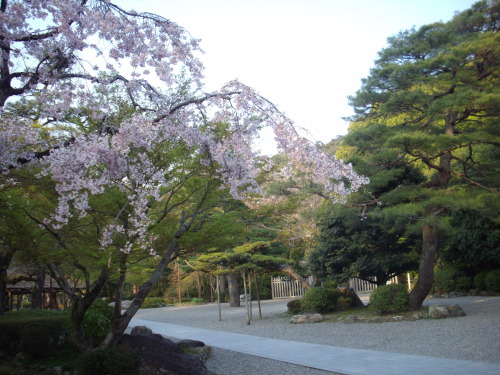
[134,295,500,375]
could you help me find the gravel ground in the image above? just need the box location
[134,295,500,375]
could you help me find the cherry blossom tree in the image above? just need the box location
[1,0,368,350]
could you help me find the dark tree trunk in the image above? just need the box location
[31,272,45,309]
[408,113,454,310]
[227,273,240,307]
[409,224,438,310]
[0,248,15,315]
[218,274,226,301]
[0,269,8,315]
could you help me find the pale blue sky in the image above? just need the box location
[117,0,476,150]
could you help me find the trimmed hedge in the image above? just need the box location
[300,287,340,314]
[485,269,500,292]
[0,310,71,358]
[433,267,472,293]
[473,271,489,290]
[369,284,409,314]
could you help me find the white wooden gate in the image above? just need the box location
[349,276,400,292]
[349,277,378,292]
[271,276,306,299]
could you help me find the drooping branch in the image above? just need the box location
[279,264,312,290]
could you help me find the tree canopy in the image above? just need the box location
[340,0,499,309]
[0,0,368,351]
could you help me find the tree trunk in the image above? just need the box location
[0,269,8,315]
[227,273,240,307]
[0,249,15,315]
[409,224,438,310]
[218,273,226,301]
[216,275,221,321]
[31,272,45,309]
[254,272,262,319]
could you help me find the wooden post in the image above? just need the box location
[242,272,250,325]
[216,275,221,321]
[254,272,262,319]
[177,258,182,304]
[248,273,253,321]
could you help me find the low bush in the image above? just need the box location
[433,267,472,293]
[485,269,500,292]
[369,284,409,314]
[190,298,204,304]
[473,271,489,290]
[300,287,340,314]
[0,310,70,358]
[83,300,115,346]
[77,346,141,375]
[20,320,70,359]
[141,297,168,308]
[336,296,352,311]
[287,299,302,314]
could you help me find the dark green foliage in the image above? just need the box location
[20,321,70,359]
[310,205,419,286]
[287,299,302,314]
[485,269,500,292]
[343,0,500,310]
[336,297,353,311]
[445,210,500,269]
[0,310,70,357]
[433,267,472,293]
[77,346,141,375]
[473,271,489,290]
[141,297,168,308]
[369,284,409,314]
[83,300,114,346]
[300,287,340,314]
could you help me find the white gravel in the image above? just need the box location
[134,295,500,375]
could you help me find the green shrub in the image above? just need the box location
[485,269,500,292]
[300,287,340,314]
[190,298,204,304]
[473,271,489,290]
[77,346,140,375]
[83,300,114,346]
[433,267,471,293]
[141,297,168,308]
[369,284,409,314]
[0,310,70,357]
[20,320,70,359]
[287,299,302,314]
[455,275,473,291]
[336,296,352,311]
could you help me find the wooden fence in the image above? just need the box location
[271,276,306,299]
[271,275,404,299]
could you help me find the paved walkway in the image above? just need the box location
[129,317,500,375]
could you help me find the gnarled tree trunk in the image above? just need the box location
[409,224,438,310]
[227,273,240,307]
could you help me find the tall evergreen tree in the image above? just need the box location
[346,0,499,309]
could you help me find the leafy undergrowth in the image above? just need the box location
[0,309,78,374]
